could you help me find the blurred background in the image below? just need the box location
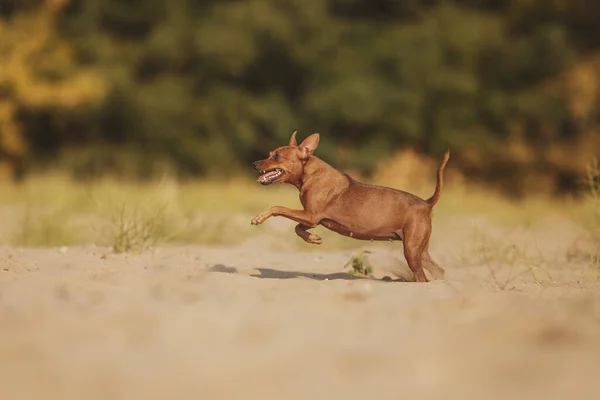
[1,0,600,250]
[1,0,599,196]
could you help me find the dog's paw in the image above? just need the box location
[251,213,268,225]
[307,234,322,245]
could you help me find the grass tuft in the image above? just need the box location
[462,229,553,290]
[581,159,600,273]
[344,250,374,277]
[102,201,169,253]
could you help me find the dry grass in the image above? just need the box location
[0,174,296,249]
[0,165,582,253]
[581,159,600,269]
[461,228,554,290]
[565,158,600,276]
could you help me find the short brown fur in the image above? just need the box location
[251,132,450,282]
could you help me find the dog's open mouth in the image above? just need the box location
[258,168,284,185]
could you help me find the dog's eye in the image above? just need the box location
[273,153,280,161]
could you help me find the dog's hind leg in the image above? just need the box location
[422,248,445,280]
[399,215,435,283]
[403,242,427,282]
[295,224,322,245]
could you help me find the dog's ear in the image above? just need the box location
[298,133,320,159]
[289,131,298,147]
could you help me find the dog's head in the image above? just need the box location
[252,131,320,186]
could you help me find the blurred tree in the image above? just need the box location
[2,0,600,194]
[0,0,105,180]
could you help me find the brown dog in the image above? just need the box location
[251,131,450,282]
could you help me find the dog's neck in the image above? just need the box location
[291,156,345,190]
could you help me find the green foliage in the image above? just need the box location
[1,0,600,195]
[345,250,374,277]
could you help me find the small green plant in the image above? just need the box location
[344,250,374,277]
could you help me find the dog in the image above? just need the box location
[251,131,449,282]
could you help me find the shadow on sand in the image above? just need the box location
[208,264,406,282]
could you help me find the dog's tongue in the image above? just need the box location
[258,170,279,183]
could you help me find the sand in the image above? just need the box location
[1,215,599,400]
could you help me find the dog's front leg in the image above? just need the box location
[251,206,318,227]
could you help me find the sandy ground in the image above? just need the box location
[1,215,600,400]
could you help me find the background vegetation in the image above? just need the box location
[1,0,600,197]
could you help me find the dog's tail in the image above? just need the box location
[426,149,450,208]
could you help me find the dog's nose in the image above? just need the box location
[252,161,260,169]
